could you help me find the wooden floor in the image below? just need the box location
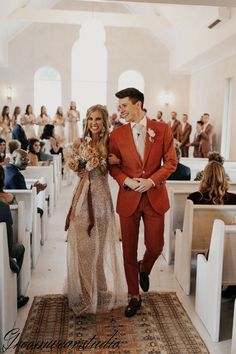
[9,176,234,354]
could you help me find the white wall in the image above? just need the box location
[189,55,236,160]
[0,13,190,121]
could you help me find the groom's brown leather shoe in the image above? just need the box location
[124,298,142,317]
[138,261,150,292]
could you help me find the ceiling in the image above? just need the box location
[1,0,236,72]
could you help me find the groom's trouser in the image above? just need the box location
[119,193,164,296]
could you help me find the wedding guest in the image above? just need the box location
[11,106,21,128]
[188,161,236,205]
[53,106,65,142]
[12,114,28,151]
[168,111,181,139]
[187,120,204,157]
[6,140,21,163]
[28,138,41,166]
[110,112,123,130]
[66,101,80,143]
[194,151,229,181]
[41,124,64,162]
[156,110,164,122]
[36,105,51,139]
[0,105,11,142]
[22,104,36,139]
[0,165,14,204]
[200,113,214,157]
[167,147,191,181]
[176,114,192,157]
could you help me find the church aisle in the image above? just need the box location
[6,177,232,354]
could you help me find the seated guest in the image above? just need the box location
[188,161,236,298]
[7,139,21,157]
[0,138,10,166]
[41,124,64,161]
[0,165,14,204]
[0,200,29,308]
[188,161,236,205]
[194,151,230,181]
[12,113,28,151]
[4,149,47,194]
[28,138,41,166]
[167,147,191,181]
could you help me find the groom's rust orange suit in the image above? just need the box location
[109,119,177,295]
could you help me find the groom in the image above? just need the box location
[109,88,177,317]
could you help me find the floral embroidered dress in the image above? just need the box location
[65,139,127,315]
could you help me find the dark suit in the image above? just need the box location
[177,122,192,157]
[4,164,27,190]
[167,162,191,181]
[12,124,28,151]
[0,200,25,272]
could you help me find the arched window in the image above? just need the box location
[34,66,62,117]
[118,70,145,93]
[72,20,107,133]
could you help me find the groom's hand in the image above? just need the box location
[124,177,140,190]
[133,178,154,193]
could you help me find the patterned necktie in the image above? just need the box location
[136,123,145,161]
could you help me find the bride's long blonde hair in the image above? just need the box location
[199,160,229,204]
[83,104,110,173]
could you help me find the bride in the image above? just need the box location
[65,104,126,315]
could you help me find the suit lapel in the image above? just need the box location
[143,119,155,166]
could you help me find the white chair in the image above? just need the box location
[174,200,236,295]
[10,202,31,296]
[0,223,17,350]
[195,220,236,342]
[5,188,40,268]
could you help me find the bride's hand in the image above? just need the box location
[108,153,121,165]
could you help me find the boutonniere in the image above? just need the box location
[147,128,155,143]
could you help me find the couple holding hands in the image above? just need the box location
[65,87,177,318]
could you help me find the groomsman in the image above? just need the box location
[176,114,192,157]
[109,88,177,317]
[168,111,181,139]
[200,113,214,158]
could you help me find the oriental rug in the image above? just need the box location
[14,292,209,354]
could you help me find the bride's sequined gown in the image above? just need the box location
[67,167,127,315]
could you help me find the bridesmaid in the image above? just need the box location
[53,106,65,144]
[36,105,51,139]
[11,106,21,128]
[66,101,80,143]
[22,104,37,139]
[0,106,11,142]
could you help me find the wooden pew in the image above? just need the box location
[25,178,48,245]
[0,223,17,350]
[232,299,236,354]
[163,189,190,264]
[22,165,54,216]
[195,220,236,342]
[10,202,31,296]
[4,188,40,268]
[163,183,236,265]
[174,200,236,295]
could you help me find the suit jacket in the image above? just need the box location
[12,124,28,151]
[177,122,192,147]
[199,123,213,158]
[168,119,181,139]
[109,119,177,217]
[0,200,14,257]
[4,164,27,190]
[167,162,191,181]
[189,133,202,157]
